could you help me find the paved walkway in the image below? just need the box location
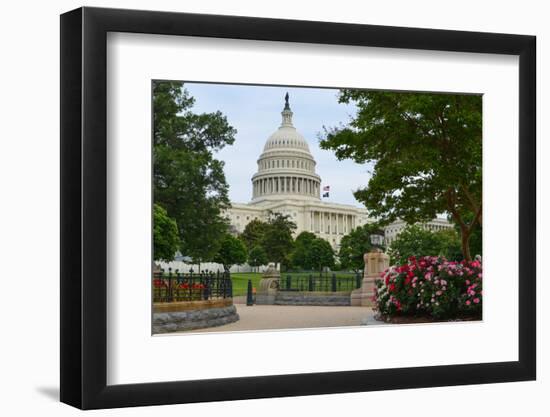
[192,304,376,333]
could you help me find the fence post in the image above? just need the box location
[246,279,254,306]
[286,274,291,290]
[153,270,160,303]
[331,273,337,292]
[225,271,230,298]
[308,274,313,292]
[202,272,209,300]
[160,268,165,302]
[168,268,173,302]
[356,272,362,289]
[173,269,180,301]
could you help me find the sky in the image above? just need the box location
[183,82,374,207]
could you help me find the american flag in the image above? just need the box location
[323,185,330,191]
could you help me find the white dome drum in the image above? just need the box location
[251,94,321,202]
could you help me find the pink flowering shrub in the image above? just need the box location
[374,256,482,320]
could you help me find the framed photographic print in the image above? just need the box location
[60,6,536,410]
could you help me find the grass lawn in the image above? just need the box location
[231,273,262,296]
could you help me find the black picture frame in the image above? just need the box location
[60,6,536,410]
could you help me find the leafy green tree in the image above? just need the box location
[290,231,317,269]
[214,234,248,272]
[289,233,335,273]
[261,211,297,269]
[388,225,462,264]
[240,219,269,250]
[388,225,441,264]
[436,228,464,261]
[153,81,237,150]
[321,91,482,261]
[307,238,335,274]
[338,224,382,272]
[295,231,317,244]
[153,81,237,269]
[248,245,268,272]
[153,204,180,262]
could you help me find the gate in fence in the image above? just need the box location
[278,272,362,292]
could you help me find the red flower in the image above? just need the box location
[389,283,396,292]
[470,261,481,268]
[153,279,166,288]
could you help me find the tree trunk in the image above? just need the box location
[461,230,472,262]
[446,189,479,263]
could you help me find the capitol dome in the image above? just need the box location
[263,127,311,153]
[251,93,321,202]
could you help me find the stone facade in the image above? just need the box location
[351,250,390,307]
[384,218,453,245]
[228,201,371,250]
[153,305,239,333]
[274,291,351,306]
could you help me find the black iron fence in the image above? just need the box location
[279,272,362,292]
[153,269,232,303]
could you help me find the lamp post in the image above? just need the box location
[369,231,385,250]
[350,229,389,307]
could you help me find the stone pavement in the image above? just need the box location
[190,304,377,333]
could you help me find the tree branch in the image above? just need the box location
[460,183,481,216]
[472,204,482,229]
[446,188,466,231]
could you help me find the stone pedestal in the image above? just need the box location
[255,263,280,305]
[351,249,390,307]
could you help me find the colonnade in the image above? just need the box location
[253,176,319,198]
[309,211,356,236]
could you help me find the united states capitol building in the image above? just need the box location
[225,94,452,250]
